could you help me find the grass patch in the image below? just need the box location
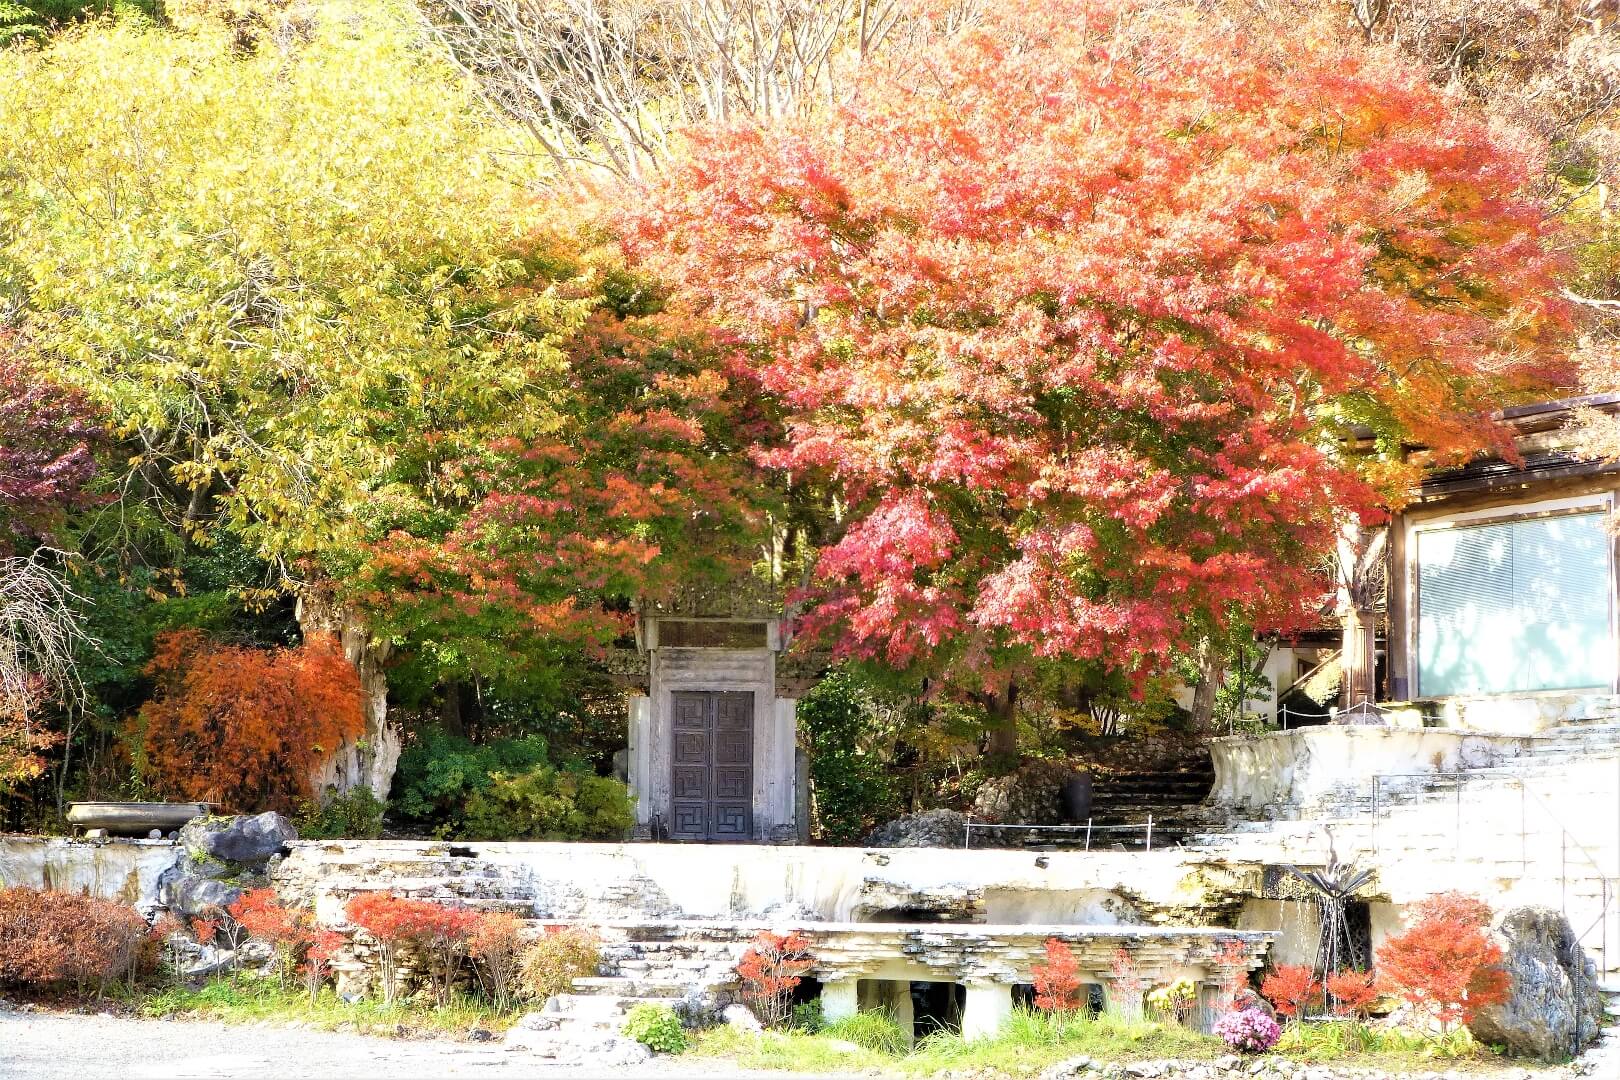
[140,977,515,1039]
[688,1023,891,1072]
[688,1008,1511,1078]
[902,1009,1218,1076]
[1273,1020,1501,1067]
[691,1008,1218,1077]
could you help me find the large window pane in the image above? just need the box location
[1417,511,1614,696]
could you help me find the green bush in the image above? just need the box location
[789,999,824,1033]
[390,728,549,837]
[823,1010,910,1055]
[623,1002,688,1054]
[461,767,633,841]
[799,670,898,844]
[296,787,386,840]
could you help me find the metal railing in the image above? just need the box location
[1368,764,1618,982]
[962,815,1155,851]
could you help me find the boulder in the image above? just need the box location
[165,875,244,919]
[864,809,967,848]
[721,1004,762,1033]
[1468,906,1603,1061]
[179,812,297,868]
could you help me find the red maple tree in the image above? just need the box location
[0,351,101,555]
[1375,891,1509,1029]
[1031,938,1085,1014]
[351,265,773,686]
[1323,969,1380,1019]
[625,0,1572,718]
[138,630,365,815]
[735,929,814,1028]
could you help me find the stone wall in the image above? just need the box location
[1207,726,1521,818]
[268,839,1271,929]
[0,835,178,909]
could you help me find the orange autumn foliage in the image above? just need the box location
[139,630,364,814]
[1375,891,1510,1028]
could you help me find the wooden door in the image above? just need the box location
[669,690,754,841]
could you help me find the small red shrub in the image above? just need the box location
[1261,964,1320,1020]
[1375,891,1509,1029]
[1211,938,1252,1013]
[1109,948,1147,1019]
[735,930,814,1029]
[1031,938,1084,1013]
[228,888,313,986]
[0,887,149,996]
[345,891,477,1004]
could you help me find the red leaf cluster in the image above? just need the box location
[0,886,148,996]
[138,630,366,815]
[0,351,102,555]
[735,929,814,1028]
[626,0,1572,688]
[1031,938,1084,1013]
[1375,891,1509,1028]
[345,891,480,1004]
[1261,964,1320,1019]
[1323,969,1380,1019]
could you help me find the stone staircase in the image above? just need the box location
[1086,763,1216,850]
[501,924,734,1063]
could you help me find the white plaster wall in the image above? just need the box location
[0,836,178,907]
[1208,726,1516,814]
[1432,693,1620,735]
[1237,898,1321,967]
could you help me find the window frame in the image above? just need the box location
[1404,493,1619,699]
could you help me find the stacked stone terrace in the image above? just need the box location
[1195,714,1620,981]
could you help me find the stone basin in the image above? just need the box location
[65,801,211,836]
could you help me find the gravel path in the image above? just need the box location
[0,1009,846,1080]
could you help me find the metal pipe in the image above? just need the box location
[1145,815,1154,853]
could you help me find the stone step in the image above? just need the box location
[570,976,691,998]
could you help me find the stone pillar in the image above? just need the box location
[628,695,653,836]
[821,978,859,1023]
[961,982,1013,1041]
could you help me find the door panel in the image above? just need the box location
[667,690,754,841]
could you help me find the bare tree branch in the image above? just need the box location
[416,0,974,186]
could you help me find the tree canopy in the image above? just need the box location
[626,0,1573,700]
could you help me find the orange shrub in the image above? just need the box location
[138,629,364,814]
[1375,891,1509,1029]
[0,887,149,996]
[1261,964,1320,1020]
[518,924,600,1004]
[469,911,526,1012]
[1323,969,1379,1018]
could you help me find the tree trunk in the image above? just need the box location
[1341,606,1377,711]
[440,680,465,738]
[295,586,398,802]
[1190,638,1222,733]
[983,683,1020,760]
